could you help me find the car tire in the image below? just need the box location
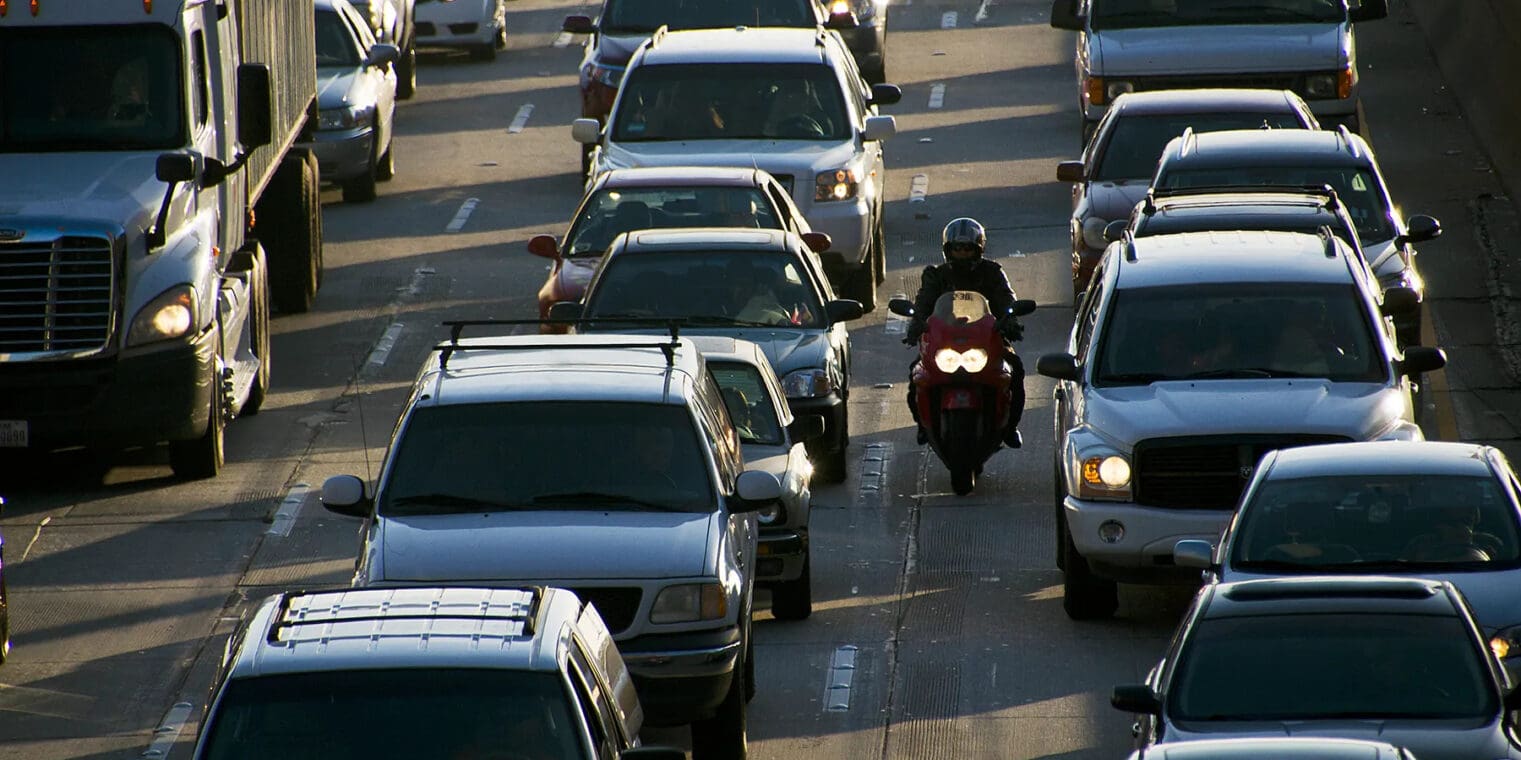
[397,47,417,99]
[169,341,226,481]
[810,413,849,484]
[342,153,380,203]
[844,262,877,312]
[1053,460,1067,571]
[690,661,747,760]
[470,41,497,61]
[1061,531,1119,620]
[770,551,813,621]
[743,630,756,703]
[873,224,886,285]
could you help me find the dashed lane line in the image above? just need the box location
[928,83,946,109]
[446,198,480,232]
[942,11,958,27]
[507,103,535,133]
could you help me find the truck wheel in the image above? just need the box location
[239,244,272,416]
[1061,532,1118,620]
[170,348,225,480]
[397,47,417,100]
[770,552,813,621]
[951,467,976,496]
[260,150,322,314]
[690,661,747,760]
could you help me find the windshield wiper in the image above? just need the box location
[530,491,685,511]
[386,493,518,513]
[1097,372,1174,385]
[1182,367,1279,379]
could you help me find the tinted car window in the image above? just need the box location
[710,362,784,446]
[1157,166,1395,242]
[1095,113,1308,181]
[200,669,584,760]
[1233,474,1521,568]
[1093,283,1383,385]
[564,187,780,257]
[586,251,825,328]
[1090,0,1344,30]
[601,0,813,32]
[613,63,849,142]
[381,402,716,515]
[316,9,363,67]
[1169,613,1495,721]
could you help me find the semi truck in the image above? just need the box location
[0,0,323,479]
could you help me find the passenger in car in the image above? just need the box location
[1404,504,1505,562]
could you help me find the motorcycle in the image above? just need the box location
[889,291,1037,495]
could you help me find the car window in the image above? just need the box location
[695,372,743,487]
[316,9,364,66]
[198,669,584,760]
[1074,276,1104,361]
[567,647,620,760]
[1089,0,1345,31]
[564,187,780,257]
[613,63,850,142]
[1157,166,1396,242]
[601,0,814,32]
[1169,613,1496,721]
[1093,113,1310,181]
[379,401,717,515]
[584,251,826,328]
[1091,283,1384,385]
[1231,473,1521,569]
[710,362,785,446]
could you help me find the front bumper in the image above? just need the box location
[788,393,847,452]
[416,18,495,47]
[800,197,871,270]
[299,127,376,183]
[0,328,215,451]
[757,529,807,583]
[1065,496,1231,584]
[619,626,742,725]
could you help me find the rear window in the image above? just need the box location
[1095,113,1309,181]
[564,186,780,257]
[1157,165,1395,242]
[585,251,825,329]
[710,362,784,446]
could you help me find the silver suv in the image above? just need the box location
[192,586,681,760]
[321,330,783,760]
[1037,230,1446,620]
[572,26,900,310]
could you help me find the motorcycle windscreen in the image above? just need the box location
[932,291,992,324]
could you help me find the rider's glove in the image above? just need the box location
[904,320,926,345]
[998,315,1024,342]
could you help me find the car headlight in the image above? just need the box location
[781,368,834,399]
[127,286,196,347]
[589,62,624,89]
[318,104,376,131]
[756,500,785,525]
[1491,625,1521,661]
[933,348,989,374]
[650,583,727,623]
[1081,216,1110,251]
[1072,449,1133,501]
[815,168,860,202]
[1303,68,1353,100]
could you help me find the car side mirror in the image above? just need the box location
[801,231,833,254]
[528,234,561,260]
[887,298,914,318]
[562,14,596,34]
[1396,346,1446,377]
[1111,684,1162,714]
[863,115,896,142]
[1395,214,1441,246]
[1037,353,1080,381]
[1011,299,1038,318]
[321,474,371,518]
[1381,286,1420,316]
[366,42,401,68]
[869,84,902,107]
[824,6,860,30]
[1348,0,1389,22]
[787,414,826,443]
[734,470,782,511]
[572,118,602,145]
[1103,219,1129,244]
[547,301,584,323]
[826,299,865,324]
[1173,539,1215,570]
[1056,160,1086,183]
[1050,0,1085,30]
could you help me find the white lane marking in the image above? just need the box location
[507,103,536,134]
[20,516,49,562]
[941,11,958,28]
[857,442,893,502]
[267,484,310,537]
[928,83,946,109]
[445,198,480,232]
[824,645,859,711]
[908,174,929,203]
[365,322,406,370]
[141,702,193,759]
[974,0,993,24]
[552,31,573,48]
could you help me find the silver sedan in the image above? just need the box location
[301,0,399,203]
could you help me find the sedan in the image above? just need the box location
[414,0,507,61]
[303,0,400,204]
[1175,440,1521,680]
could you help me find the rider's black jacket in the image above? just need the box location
[909,259,1019,337]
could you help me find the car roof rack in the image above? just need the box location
[1317,226,1338,258]
[266,588,542,644]
[647,23,669,49]
[1144,183,1341,210]
[1221,577,1438,603]
[1334,124,1362,158]
[1177,126,1198,158]
[434,318,686,370]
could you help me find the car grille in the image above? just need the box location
[0,236,115,355]
[1133,434,1353,510]
[569,587,642,635]
[1129,73,1306,98]
[449,22,479,34]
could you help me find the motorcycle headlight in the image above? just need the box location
[1490,625,1521,661]
[814,168,860,202]
[781,368,834,399]
[933,348,989,374]
[127,286,196,347]
[650,583,727,623]
[1072,449,1133,501]
[319,104,376,131]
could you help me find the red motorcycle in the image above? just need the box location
[890,291,1036,495]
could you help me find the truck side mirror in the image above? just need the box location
[825,299,865,324]
[787,414,826,443]
[572,118,602,145]
[156,153,198,184]
[869,84,902,107]
[236,64,274,150]
[863,115,896,142]
[1381,286,1420,317]
[321,474,372,518]
[548,301,585,322]
[528,234,561,260]
[1173,539,1215,569]
[366,42,401,68]
[801,231,832,253]
[562,15,596,34]
[1050,0,1084,30]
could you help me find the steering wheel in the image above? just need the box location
[776,115,826,138]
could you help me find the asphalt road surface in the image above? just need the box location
[0,0,1511,758]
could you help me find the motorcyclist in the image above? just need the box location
[905,217,1026,448]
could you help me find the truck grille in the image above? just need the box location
[1133,434,1352,510]
[569,587,642,635]
[0,236,115,354]
[1129,73,1306,98]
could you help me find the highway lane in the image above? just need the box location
[0,0,1500,757]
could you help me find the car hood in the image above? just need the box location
[316,67,364,109]
[1164,721,1507,760]
[375,511,716,581]
[1082,380,1407,444]
[1084,181,1151,222]
[0,153,161,232]
[593,33,648,67]
[1226,567,1520,634]
[604,139,859,180]
[1092,24,1345,75]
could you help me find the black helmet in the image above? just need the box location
[942,217,987,271]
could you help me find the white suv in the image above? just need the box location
[572,26,900,310]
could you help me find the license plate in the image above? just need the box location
[946,390,975,409]
[0,420,27,447]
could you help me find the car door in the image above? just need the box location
[338,2,397,153]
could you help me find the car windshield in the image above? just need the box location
[316,9,364,67]
[1157,166,1396,242]
[1170,613,1496,721]
[564,187,781,257]
[612,63,850,142]
[585,251,826,329]
[1090,0,1346,30]
[1232,473,1521,570]
[198,669,585,760]
[1093,283,1384,385]
[602,0,814,32]
[1094,113,1310,181]
[0,26,185,152]
[379,402,716,516]
[710,362,785,446]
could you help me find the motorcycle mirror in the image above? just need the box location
[887,298,915,318]
[1010,299,1038,318]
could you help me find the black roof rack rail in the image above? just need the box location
[1317,225,1338,258]
[436,318,686,370]
[1124,237,1138,262]
[267,588,541,644]
[1145,183,1341,206]
[648,24,669,48]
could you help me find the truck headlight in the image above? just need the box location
[815,168,860,202]
[319,104,376,131]
[650,583,727,623]
[127,286,196,346]
[1303,68,1353,100]
[1073,449,1133,500]
[934,348,988,373]
[1086,76,1133,106]
[782,368,834,398]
